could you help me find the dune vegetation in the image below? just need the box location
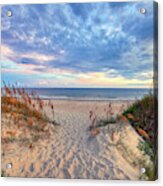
[87,94,157,180]
[1,82,57,147]
[123,94,158,180]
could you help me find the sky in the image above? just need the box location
[1,1,154,88]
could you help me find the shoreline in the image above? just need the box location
[37,97,137,102]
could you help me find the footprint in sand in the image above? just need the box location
[86,136,101,156]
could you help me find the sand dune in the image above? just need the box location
[1,100,151,179]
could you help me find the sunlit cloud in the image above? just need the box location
[1,45,57,64]
[77,72,152,88]
[21,52,56,63]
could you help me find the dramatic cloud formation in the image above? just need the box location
[1,1,154,88]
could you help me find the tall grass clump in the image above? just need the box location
[88,102,126,137]
[1,82,57,146]
[123,93,158,180]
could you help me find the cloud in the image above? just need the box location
[1,44,57,64]
[21,52,56,63]
[77,72,152,88]
[1,1,155,88]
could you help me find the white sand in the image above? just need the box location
[1,100,151,179]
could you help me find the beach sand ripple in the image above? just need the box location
[2,100,151,179]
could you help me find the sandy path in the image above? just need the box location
[2,100,147,179]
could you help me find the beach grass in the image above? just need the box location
[87,94,157,180]
[122,94,158,180]
[1,82,57,146]
[123,94,157,153]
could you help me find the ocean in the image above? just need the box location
[25,88,151,101]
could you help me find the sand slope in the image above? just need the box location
[1,100,150,179]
